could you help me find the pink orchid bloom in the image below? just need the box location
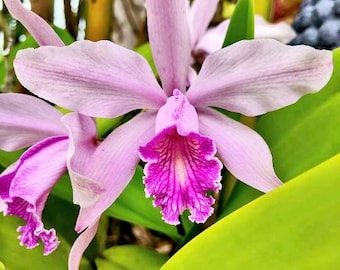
[0,94,93,255]
[1,0,98,261]
[188,0,296,57]
[10,0,332,268]
[0,94,66,255]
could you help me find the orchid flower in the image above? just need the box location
[0,94,66,255]
[0,94,93,255]
[10,0,332,268]
[1,0,98,259]
[188,0,296,58]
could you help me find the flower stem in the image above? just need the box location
[86,0,114,41]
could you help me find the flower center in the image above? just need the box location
[155,89,199,135]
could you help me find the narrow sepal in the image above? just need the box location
[3,0,63,46]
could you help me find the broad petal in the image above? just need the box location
[68,220,99,270]
[187,39,333,116]
[61,113,103,210]
[198,108,282,192]
[187,67,198,87]
[146,0,191,95]
[62,112,156,232]
[0,93,66,151]
[194,15,296,56]
[0,136,68,254]
[254,15,296,44]
[3,0,63,46]
[188,0,219,47]
[14,40,166,118]
[139,126,222,225]
[194,20,229,56]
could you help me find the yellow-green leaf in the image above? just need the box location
[0,216,91,270]
[162,154,340,270]
[96,245,168,270]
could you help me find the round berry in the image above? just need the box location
[301,27,320,46]
[291,0,340,50]
[293,6,315,31]
[334,0,340,15]
[319,19,340,46]
[314,0,334,20]
[301,0,314,7]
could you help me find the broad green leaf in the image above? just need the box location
[43,194,100,261]
[0,215,92,270]
[96,116,123,137]
[162,154,340,270]
[0,149,24,168]
[223,0,254,47]
[254,0,273,20]
[0,261,4,270]
[96,245,168,270]
[51,173,73,200]
[45,183,103,261]
[220,48,340,217]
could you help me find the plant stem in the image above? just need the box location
[86,0,114,41]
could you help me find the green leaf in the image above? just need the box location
[96,116,123,138]
[44,194,100,261]
[51,173,73,201]
[0,149,24,168]
[105,166,182,241]
[220,48,340,217]
[161,154,340,270]
[0,215,92,270]
[0,261,4,270]
[223,0,254,47]
[96,245,168,270]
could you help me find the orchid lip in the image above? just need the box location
[140,126,222,225]
[140,89,222,224]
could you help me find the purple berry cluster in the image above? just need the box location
[290,0,340,49]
